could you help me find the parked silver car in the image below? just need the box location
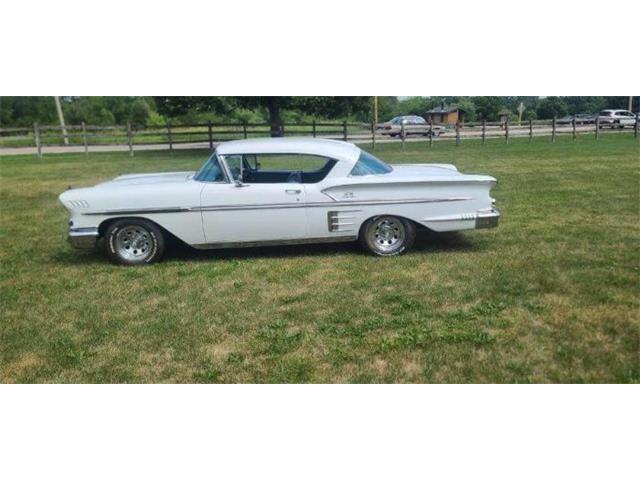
[597,110,637,128]
[376,116,446,138]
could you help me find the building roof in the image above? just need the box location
[216,138,361,164]
[425,106,465,114]
[497,108,512,116]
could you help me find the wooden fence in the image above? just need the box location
[0,116,637,158]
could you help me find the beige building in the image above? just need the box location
[425,106,466,124]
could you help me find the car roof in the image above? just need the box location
[216,138,361,164]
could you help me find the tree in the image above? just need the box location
[536,97,568,119]
[377,97,399,121]
[471,97,505,121]
[394,97,430,116]
[0,97,57,126]
[154,96,372,136]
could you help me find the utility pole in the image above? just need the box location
[517,101,525,126]
[373,96,379,125]
[54,96,69,145]
[629,96,634,112]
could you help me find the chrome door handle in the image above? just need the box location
[285,189,302,194]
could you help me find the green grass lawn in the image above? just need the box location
[1,135,638,383]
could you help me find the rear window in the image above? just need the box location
[350,151,393,176]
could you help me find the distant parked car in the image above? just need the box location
[556,114,597,125]
[376,116,446,138]
[597,110,637,128]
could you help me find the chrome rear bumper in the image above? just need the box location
[475,208,500,229]
[68,227,99,249]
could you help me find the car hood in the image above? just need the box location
[95,171,196,188]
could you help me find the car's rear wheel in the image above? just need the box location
[360,215,416,256]
[104,218,165,265]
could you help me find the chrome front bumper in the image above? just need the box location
[475,208,500,229]
[68,227,99,249]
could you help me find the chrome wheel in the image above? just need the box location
[114,225,152,261]
[367,216,406,253]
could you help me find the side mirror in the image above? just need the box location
[233,177,244,187]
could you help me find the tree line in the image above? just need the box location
[1,96,636,129]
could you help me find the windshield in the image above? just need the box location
[350,150,393,176]
[194,153,226,182]
[390,117,402,124]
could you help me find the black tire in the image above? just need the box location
[359,215,416,256]
[104,218,165,265]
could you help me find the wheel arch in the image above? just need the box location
[98,216,183,244]
[357,214,426,239]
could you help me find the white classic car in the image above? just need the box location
[59,138,500,265]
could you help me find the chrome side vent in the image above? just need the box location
[328,210,360,232]
[69,200,90,208]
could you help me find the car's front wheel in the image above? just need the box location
[360,215,416,256]
[104,218,165,265]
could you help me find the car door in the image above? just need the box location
[622,111,636,126]
[200,154,308,245]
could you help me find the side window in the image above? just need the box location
[194,154,226,182]
[350,150,393,176]
[223,155,243,181]
[240,154,336,184]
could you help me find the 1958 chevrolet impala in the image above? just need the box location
[59,138,500,265]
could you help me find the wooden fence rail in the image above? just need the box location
[1,116,637,158]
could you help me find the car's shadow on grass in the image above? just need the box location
[162,230,477,263]
[49,231,477,265]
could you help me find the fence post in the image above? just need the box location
[312,120,317,138]
[167,123,173,152]
[400,122,406,148]
[552,117,556,143]
[635,113,639,139]
[243,120,248,139]
[208,121,213,149]
[82,122,88,155]
[455,121,461,146]
[429,118,433,147]
[127,122,134,157]
[529,119,533,142]
[505,119,509,144]
[595,116,599,140]
[33,122,42,159]
[342,120,347,141]
[371,122,376,149]
[572,116,576,141]
[481,120,486,145]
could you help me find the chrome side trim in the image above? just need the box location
[85,197,472,216]
[192,235,357,250]
[86,207,191,215]
[421,208,500,229]
[328,210,361,233]
[68,227,99,249]
[195,197,471,212]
